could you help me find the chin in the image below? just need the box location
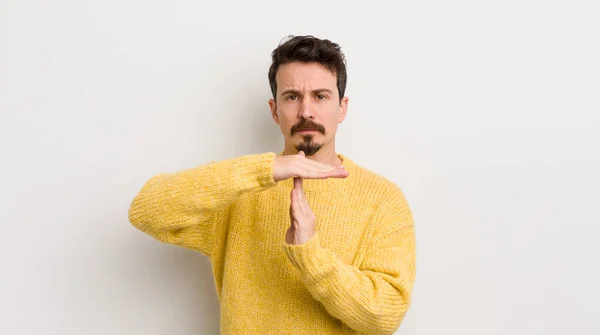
[295,143,324,156]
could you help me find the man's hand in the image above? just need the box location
[286,176,316,245]
[273,150,348,182]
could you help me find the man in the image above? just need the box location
[128,35,416,334]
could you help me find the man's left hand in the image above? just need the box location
[286,175,316,245]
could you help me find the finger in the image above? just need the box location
[290,188,300,217]
[300,160,346,178]
[309,167,348,179]
[291,186,298,204]
[296,153,340,172]
[308,160,347,175]
[304,158,338,170]
[293,153,347,179]
[289,191,296,224]
[297,187,310,215]
[294,177,303,191]
[292,189,307,225]
[294,178,310,213]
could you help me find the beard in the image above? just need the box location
[295,134,324,156]
[290,119,326,156]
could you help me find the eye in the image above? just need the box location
[286,95,298,100]
[317,94,327,100]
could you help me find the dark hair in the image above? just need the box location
[268,35,347,102]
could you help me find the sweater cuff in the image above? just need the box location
[253,152,278,188]
[231,151,278,190]
[282,233,335,281]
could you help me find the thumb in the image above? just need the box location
[298,150,305,157]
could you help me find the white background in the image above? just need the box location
[1,0,599,334]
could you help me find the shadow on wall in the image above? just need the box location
[230,77,283,156]
[252,105,283,154]
[119,83,279,334]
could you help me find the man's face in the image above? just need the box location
[269,62,348,156]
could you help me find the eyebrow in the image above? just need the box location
[281,88,333,96]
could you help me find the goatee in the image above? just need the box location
[295,134,323,156]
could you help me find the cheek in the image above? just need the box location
[278,113,295,131]
[324,107,341,125]
[281,114,295,126]
[326,121,339,135]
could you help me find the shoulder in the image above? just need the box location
[343,155,407,201]
[343,155,414,232]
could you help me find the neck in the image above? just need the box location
[282,141,342,166]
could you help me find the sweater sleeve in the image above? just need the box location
[128,152,278,258]
[282,189,416,335]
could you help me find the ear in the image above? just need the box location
[269,98,279,125]
[338,96,349,123]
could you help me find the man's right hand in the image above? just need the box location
[272,151,349,182]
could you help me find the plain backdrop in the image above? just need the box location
[1,0,599,334]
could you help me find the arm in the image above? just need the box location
[128,152,278,257]
[283,190,416,335]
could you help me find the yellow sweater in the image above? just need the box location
[128,151,416,334]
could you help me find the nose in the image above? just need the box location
[299,99,315,119]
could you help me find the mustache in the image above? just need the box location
[291,120,325,135]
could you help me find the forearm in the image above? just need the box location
[128,152,277,237]
[283,227,416,334]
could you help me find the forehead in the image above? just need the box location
[276,62,337,91]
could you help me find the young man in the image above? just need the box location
[128,35,416,334]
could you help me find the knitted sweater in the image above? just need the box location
[128,151,416,335]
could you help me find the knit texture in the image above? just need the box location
[128,151,416,334]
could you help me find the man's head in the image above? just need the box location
[268,35,349,156]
